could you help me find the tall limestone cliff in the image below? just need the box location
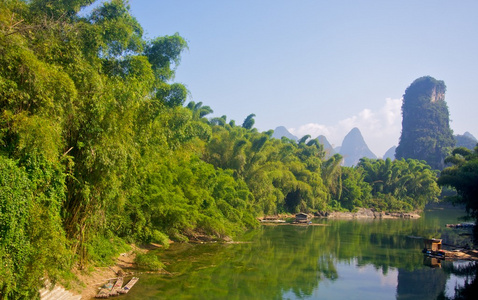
[339,127,377,167]
[395,76,455,170]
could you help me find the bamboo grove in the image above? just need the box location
[0,1,449,298]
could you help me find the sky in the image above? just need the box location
[116,0,478,157]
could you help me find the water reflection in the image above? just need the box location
[397,266,447,300]
[123,207,475,299]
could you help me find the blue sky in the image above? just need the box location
[122,0,478,156]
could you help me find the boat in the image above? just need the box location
[119,277,139,294]
[294,213,310,224]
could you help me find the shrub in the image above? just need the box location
[134,252,164,271]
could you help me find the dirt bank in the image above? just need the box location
[63,244,163,299]
[73,249,138,299]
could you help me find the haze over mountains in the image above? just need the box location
[340,128,377,166]
[455,132,477,150]
[272,126,298,141]
[317,135,335,159]
[383,146,397,161]
[272,126,378,166]
[272,126,478,167]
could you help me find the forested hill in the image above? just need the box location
[0,1,451,298]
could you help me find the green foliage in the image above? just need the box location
[145,33,188,81]
[438,146,478,221]
[0,155,72,299]
[135,252,164,271]
[204,125,328,214]
[338,167,372,211]
[242,113,256,130]
[0,156,33,298]
[86,234,130,267]
[321,153,343,202]
[357,158,440,211]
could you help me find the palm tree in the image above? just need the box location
[186,101,213,121]
[242,113,256,129]
[321,153,343,201]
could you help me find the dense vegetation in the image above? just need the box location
[0,1,449,298]
[395,76,455,170]
[438,146,478,225]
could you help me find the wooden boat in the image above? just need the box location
[95,281,114,298]
[294,213,310,223]
[119,277,139,294]
[109,277,124,296]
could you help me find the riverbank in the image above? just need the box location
[71,249,138,299]
[48,244,160,300]
[320,208,421,219]
[259,208,421,223]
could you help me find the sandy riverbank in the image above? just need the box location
[62,244,162,299]
[74,249,138,299]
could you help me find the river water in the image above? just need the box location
[121,206,476,299]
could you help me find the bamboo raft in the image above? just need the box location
[119,277,139,294]
[95,277,139,298]
[95,281,114,298]
[109,277,123,297]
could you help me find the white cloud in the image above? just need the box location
[289,98,402,157]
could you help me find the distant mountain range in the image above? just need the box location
[272,127,477,166]
[272,126,377,166]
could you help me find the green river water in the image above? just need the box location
[119,206,476,299]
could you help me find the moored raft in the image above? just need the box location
[119,277,139,294]
[446,223,475,228]
[109,277,124,297]
[95,281,114,298]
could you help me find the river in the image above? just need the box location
[120,206,476,299]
